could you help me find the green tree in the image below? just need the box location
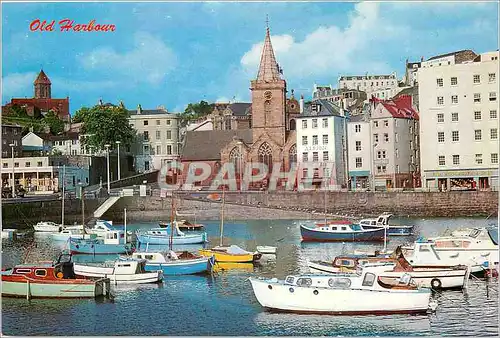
[77,104,136,152]
[3,105,45,134]
[179,100,214,126]
[44,110,65,135]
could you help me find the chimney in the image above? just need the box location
[421,56,424,62]
[98,99,103,106]
[299,94,304,113]
[137,104,142,114]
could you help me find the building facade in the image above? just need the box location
[1,124,22,158]
[419,50,499,190]
[347,114,371,190]
[338,73,398,96]
[128,105,180,173]
[210,103,252,130]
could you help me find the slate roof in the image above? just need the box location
[300,99,344,118]
[348,114,366,122]
[228,103,251,116]
[128,109,175,116]
[427,49,474,61]
[181,129,252,161]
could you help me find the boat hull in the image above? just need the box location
[379,268,467,289]
[73,264,163,284]
[300,225,385,242]
[34,224,62,232]
[249,278,431,315]
[257,246,277,255]
[69,240,132,255]
[137,233,207,245]
[51,233,85,241]
[143,257,213,275]
[199,249,261,263]
[362,225,414,236]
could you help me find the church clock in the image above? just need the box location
[264,91,273,100]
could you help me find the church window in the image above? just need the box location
[290,119,296,130]
[289,144,297,170]
[229,147,243,173]
[258,143,273,172]
[225,119,232,130]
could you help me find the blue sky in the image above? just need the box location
[2,1,498,115]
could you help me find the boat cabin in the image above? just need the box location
[332,256,395,270]
[315,223,364,232]
[359,219,378,227]
[103,230,126,245]
[132,252,167,264]
[9,253,76,280]
[113,259,147,275]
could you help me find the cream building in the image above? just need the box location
[338,73,398,96]
[128,105,180,173]
[418,50,499,190]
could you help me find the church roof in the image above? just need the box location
[181,129,252,161]
[256,27,282,82]
[228,103,251,116]
[34,70,51,85]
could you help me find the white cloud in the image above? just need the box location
[1,72,37,100]
[80,32,177,85]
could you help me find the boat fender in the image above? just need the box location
[289,287,294,293]
[313,290,319,295]
[268,285,273,290]
[56,272,63,279]
[75,245,79,249]
[430,278,442,290]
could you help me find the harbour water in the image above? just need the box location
[1,217,498,336]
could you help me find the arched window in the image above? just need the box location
[288,144,297,170]
[258,143,273,172]
[229,147,242,173]
[290,119,296,130]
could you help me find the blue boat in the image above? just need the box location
[137,224,207,245]
[129,251,215,275]
[358,213,414,236]
[69,230,133,255]
[300,223,385,242]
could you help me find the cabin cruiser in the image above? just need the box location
[358,213,414,236]
[33,221,62,233]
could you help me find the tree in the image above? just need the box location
[3,105,45,134]
[178,100,214,126]
[44,110,65,135]
[77,104,136,152]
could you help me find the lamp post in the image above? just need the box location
[9,143,15,198]
[105,144,111,193]
[236,141,243,191]
[115,141,121,181]
[371,142,378,191]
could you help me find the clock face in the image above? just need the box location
[264,91,272,100]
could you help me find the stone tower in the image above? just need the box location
[250,24,287,147]
[34,70,51,99]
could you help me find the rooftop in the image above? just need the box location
[181,129,252,161]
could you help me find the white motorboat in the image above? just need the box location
[1,229,17,240]
[33,221,62,233]
[256,246,277,255]
[358,213,414,236]
[73,258,163,284]
[86,220,119,238]
[50,229,85,241]
[249,265,435,315]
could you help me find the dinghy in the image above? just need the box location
[131,251,214,275]
[256,246,277,255]
[137,225,207,245]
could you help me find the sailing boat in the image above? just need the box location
[131,195,214,275]
[199,186,262,263]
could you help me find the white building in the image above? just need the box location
[418,50,499,190]
[338,73,398,96]
[347,114,371,189]
[296,100,348,188]
[128,105,180,173]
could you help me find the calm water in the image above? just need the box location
[1,217,499,336]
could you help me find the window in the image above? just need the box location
[302,152,308,162]
[302,120,307,129]
[312,152,319,162]
[143,145,150,155]
[2,163,7,168]
[35,269,47,277]
[474,111,482,120]
[144,120,149,126]
[143,131,149,141]
[394,119,398,127]
[451,112,459,122]
[144,161,150,171]
[395,133,399,143]
[312,135,318,145]
[395,149,399,158]
[362,273,376,286]
[323,151,329,161]
[166,130,172,139]
[377,150,386,159]
[384,133,389,142]
[491,128,498,140]
[490,110,498,119]
[436,113,444,123]
[14,162,19,168]
[489,92,497,101]
[437,78,443,87]
[474,93,481,103]
[384,120,389,127]
[302,168,308,178]
[25,162,30,167]
[451,77,458,86]
[156,120,161,126]
[475,129,482,141]
[451,95,458,104]
[156,131,161,140]
[475,154,483,164]
[373,134,379,143]
[355,124,361,132]
[355,157,362,168]
[473,74,480,83]
[452,131,459,142]
[438,131,444,143]
[312,119,318,128]
[167,145,172,155]
[322,118,328,128]
[492,153,499,164]
[453,155,460,165]
[355,141,361,151]
[323,135,328,145]
[438,156,445,166]
[437,96,444,105]
[489,73,496,83]
[374,121,379,128]
[156,145,161,155]
[302,136,308,145]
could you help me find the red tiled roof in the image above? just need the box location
[370,95,419,120]
[8,98,70,119]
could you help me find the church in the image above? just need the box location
[181,24,300,187]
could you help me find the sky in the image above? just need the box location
[1,1,498,115]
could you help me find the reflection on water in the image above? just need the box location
[1,217,498,336]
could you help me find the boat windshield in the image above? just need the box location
[488,229,499,245]
[469,229,482,238]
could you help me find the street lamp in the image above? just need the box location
[236,141,243,190]
[115,141,121,181]
[371,142,378,191]
[104,144,111,193]
[9,143,15,198]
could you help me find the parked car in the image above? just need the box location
[1,185,26,198]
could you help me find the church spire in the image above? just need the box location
[34,69,52,99]
[256,19,281,82]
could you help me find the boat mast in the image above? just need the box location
[62,165,65,226]
[124,208,127,244]
[81,187,85,239]
[219,185,225,247]
[169,192,174,250]
[324,187,327,224]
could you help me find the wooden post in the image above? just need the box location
[26,280,31,300]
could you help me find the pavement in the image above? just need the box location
[2,194,62,204]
